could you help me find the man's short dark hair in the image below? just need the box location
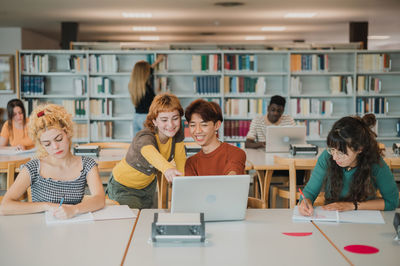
[269,95,286,107]
[185,99,223,123]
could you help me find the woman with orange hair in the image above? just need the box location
[0,104,105,218]
[107,93,186,208]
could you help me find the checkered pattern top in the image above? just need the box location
[24,156,97,205]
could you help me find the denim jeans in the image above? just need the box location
[133,113,147,137]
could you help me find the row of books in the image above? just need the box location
[223,120,251,138]
[193,76,221,94]
[225,98,267,117]
[297,120,321,138]
[329,76,353,95]
[357,54,391,72]
[73,78,86,96]
[21,76,45,95]
[62,100,87,118]
[89,55,118,73]
[68,55,87,72]
[191,54,221,72]
[90,121,113,140]
[224,54,257,72]
[21,54,49,73]
[290,76,353,95]
[90,77,113,95]
[73,123,89,140]
[90,99,113,118]
[357,76,382,94]
[356,97,388,115]
[223,76,265,94]
[290,54,329,72]
[290,99,333,117]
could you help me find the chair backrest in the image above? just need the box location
[0,158,30,190]
[273,156,318,208]
[247,197,266,209]
[80,142,130,149]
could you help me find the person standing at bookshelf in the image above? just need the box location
[298,115,399,216]
[129,55,165,136]
[0,99,34,150]
[0,104,105,218]
[184,99,246,176]
[245,95,295,149]
[107,93,186,209]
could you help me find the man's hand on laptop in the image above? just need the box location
[164,168,183,183]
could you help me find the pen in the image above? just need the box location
[298,188,310,209]
[59,196,65,207]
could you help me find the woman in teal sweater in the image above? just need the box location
[299,115,399,216]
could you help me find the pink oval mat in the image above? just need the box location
[282,232,313,237]
[344,245,379,254]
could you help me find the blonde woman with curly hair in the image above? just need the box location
[129,55,165,136]
[0,104,105,218]
[107,93,186,209]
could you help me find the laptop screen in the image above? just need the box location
[265,125,307,153]
[171,175,250,222]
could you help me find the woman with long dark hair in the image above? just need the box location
[299,115,399,216]
[0,99,34,150]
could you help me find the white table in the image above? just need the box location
[0,210,138,266]
[124,209,348,266]
[313,210,400,266]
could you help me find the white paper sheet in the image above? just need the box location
[292,206,385,224]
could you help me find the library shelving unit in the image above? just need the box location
[17,49,400,147]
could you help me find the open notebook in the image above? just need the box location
[292,206,385,224]
[45,205,136,225]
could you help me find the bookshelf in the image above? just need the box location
[17,49,400,147]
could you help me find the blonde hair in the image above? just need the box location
[144,93,183,132]
[128,61,151,107]
[28,104,74,158]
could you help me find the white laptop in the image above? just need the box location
[265,125,307,153]
[171,175,250,222]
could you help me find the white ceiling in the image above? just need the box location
[1,0,400,49]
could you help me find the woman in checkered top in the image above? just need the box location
[0,104,105,219]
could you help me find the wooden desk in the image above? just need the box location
[314,210,400,266]
[124,209,348,266]
[0,210,138,266]
[245,148,320,207]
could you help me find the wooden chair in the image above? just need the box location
[0,158,30,190]
[156,172,171,209]
[270,156,324,209]
[247,197,266,209]
[80,142,130,149]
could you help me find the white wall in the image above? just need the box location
[21,29,59,49]
[0,28,22,119]
[0,28,59,120]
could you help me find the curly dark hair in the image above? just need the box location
[324,115,381,204]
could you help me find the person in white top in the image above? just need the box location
[245,95,295,149]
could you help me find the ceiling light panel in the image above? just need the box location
[132,26,157,31]
[122,12,152,18]
[284,13,316,18]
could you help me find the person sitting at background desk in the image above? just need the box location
[299,115,399,216]
[184,99,246,176]
[245,95,294,149]
[0,104,105,218]
[0,99,34,150]
[107,93,186,209]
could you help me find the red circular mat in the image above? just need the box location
[344,245,379,254]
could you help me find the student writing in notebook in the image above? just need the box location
[0,104,105,218]
[107,93,186,208]
[299,115,399,216]
[184,99,246,176]
[0,99,34,150]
